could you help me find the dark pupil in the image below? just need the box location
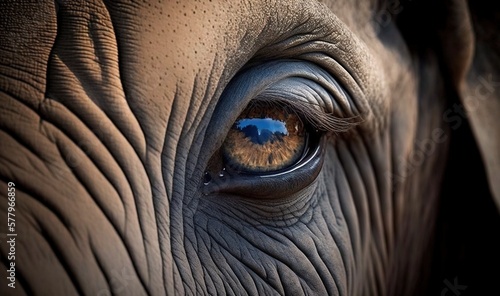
[235,118,288,145]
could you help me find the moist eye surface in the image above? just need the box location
[222,103,307,173]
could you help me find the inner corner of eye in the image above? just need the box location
[220,102,309,173]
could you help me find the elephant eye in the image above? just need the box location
[222,102,309,174]
[201,60,361,199]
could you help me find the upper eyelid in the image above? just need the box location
[256,74,357,117]
[229,60,361,115]
[252,25,370,103]
[246,61,364,129]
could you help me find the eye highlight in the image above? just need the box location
[222,103,308,173]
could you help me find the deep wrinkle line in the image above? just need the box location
[161,83,183,293]
[188,53,223,182]
[351,137,388,268]
[329,171,356,294]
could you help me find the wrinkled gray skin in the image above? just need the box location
[1,0,500,295]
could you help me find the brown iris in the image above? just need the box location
[222,103,307,173]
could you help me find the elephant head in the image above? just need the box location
[1,0,499,295]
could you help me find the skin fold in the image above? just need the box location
[0,0,499,295]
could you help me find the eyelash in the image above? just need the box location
[250,98,360,134]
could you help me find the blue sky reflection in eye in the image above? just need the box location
[235,118,288,145]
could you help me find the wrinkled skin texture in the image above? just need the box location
[1,0,500,295]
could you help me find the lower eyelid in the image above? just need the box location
[202,137,325,199]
